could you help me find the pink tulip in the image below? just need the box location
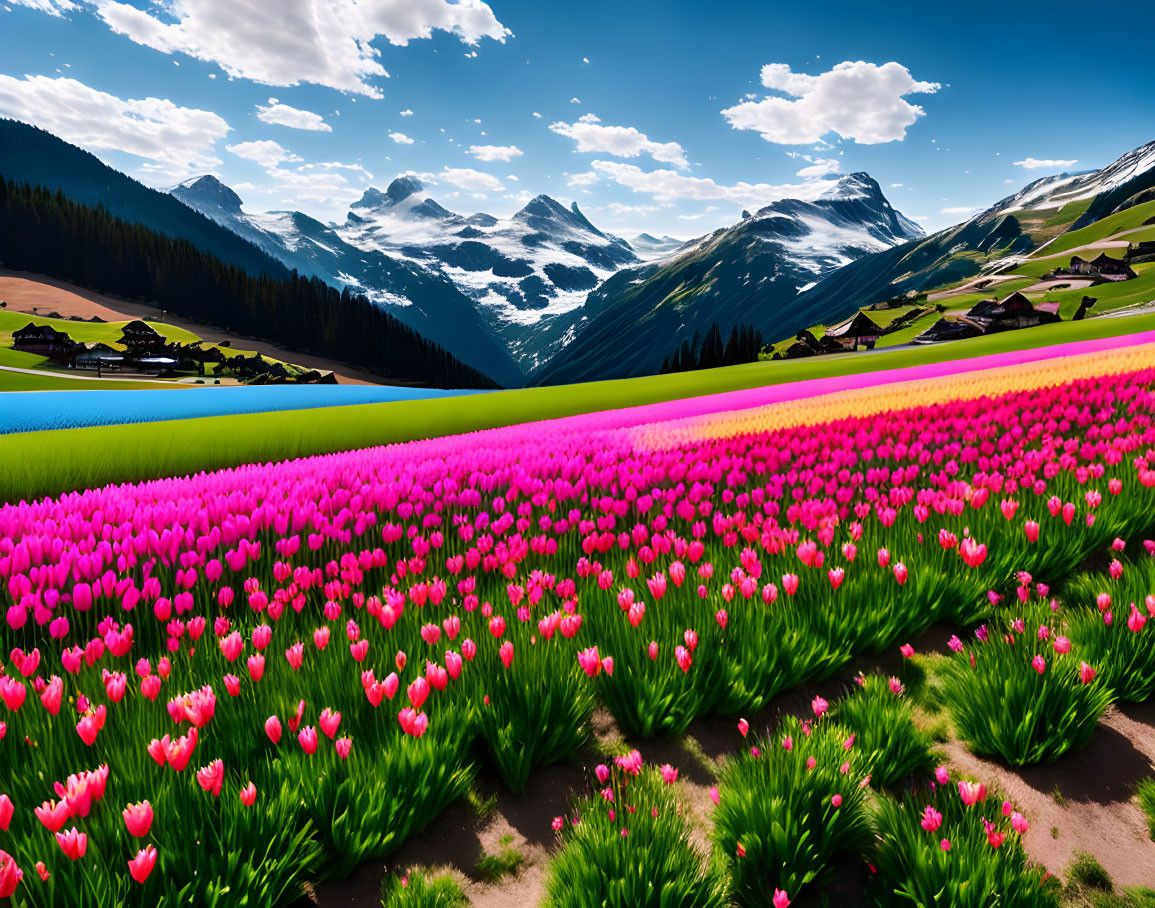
[0,850,22,897]
[56,827,87,861]
[265,715,282,744]
[958,780,986,806]
[127,845,156,883]
[772,890,790,908]
[738,718,749,738]
[1032,655,1046,674]
[298,726,318,755]
[0,795,12,832]
[335,737,352,759]
[811,696,828,718]
[921,806,942,832]
[499,640,515,668]
[196,759,224,796]
[122,801,153,838]
[240,782,257,805]
[1078,662,1097,684]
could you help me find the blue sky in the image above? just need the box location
[1,0,1152,239]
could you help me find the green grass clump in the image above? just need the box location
[542,763,727,908]
[941,614,1113,765]
[834,674,936,789]
[1066,851,1115,893]
[712,716,871,906]
[476,834,525,881]
[1138,778,1155,841]
[870,775,1059,908]
[382,867,470,907]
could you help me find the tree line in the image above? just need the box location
[660,323,764,374]
[0,177,496,389]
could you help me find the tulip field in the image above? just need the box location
[3,336,1155,905]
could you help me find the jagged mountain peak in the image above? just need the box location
[817,172,885,202]
[513,194,606,238]
[171,175,244,213]
[387,174,425,204]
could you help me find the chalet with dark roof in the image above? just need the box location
[784,329,820,359]
[963,291,1059,333]
[1088,253,1137,281]
[118,319,165,351]
[913,317,982,345]
[824,311,883,350]
[12,322,79,359]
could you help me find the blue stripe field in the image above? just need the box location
[0,384,483,434]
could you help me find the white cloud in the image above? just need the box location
[256,98,331,132]
[890,183,903,188]
[9,0,77,15]
[438,167,503,192]
[566,171,600,188]
[550,113,689,168]
[399,108,414,117]
[598,202,660,216]
[467,144,523,162]
[0,73,229,181]
[569,97,581,104]
[532,111,542,118]
[677,206,719,220]
[389,131,414,144]
[589,159,836,208]
[91,0,511,97]
[721,60,940,145]
[227,139,301,169]
[940,205,976,215]
[790,154,841,179]
[1013,157,1078,170]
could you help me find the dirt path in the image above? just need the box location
[1026,225,1154,263]
[0,271,387,386]
[943,700,1155,889]
[927,274,1027,301]
[1020,278,1096,294]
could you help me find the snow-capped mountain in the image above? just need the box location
[170,175,524,386]
[172,174,638,375]
[535,172,924,384]
[984,140,1155,217]
[630,233,689,260]
[338,179,638,369]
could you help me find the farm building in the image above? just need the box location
[73,342,125,371]
[1088,253,1137,281]
[784,329,821,359]
[912,318,983,344]
[12,322,79,359]
[118,320,166,351]
[962,292,1060,333]
[824,311,883,350]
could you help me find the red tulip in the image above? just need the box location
[319,708,341,739]
[127,845,157,883]
[196,759,224,796]
[0,850,22,897]
[499,640,515,668]
[335,737,352,759]
[56,827,87,861]
[240,782,257,806]
[123,801,153,837]
[0,795,12,832]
